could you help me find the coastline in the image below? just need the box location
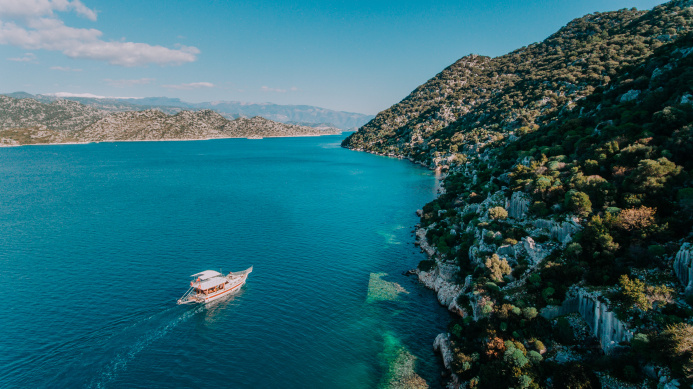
[343,144,455,383]
[0,131,343,148]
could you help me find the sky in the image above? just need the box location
[0,0,668,115]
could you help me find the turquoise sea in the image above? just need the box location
[0,134,449,388]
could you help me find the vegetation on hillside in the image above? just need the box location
[0,97,340,146]
[345,1,693,387]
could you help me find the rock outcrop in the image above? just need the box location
[531,218,581,246]
[433,333,454,371]
[506,192,530,219]
[417,262,463,309]
[674,242,693,295]
[540,289,633,353]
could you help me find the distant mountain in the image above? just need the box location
[1,92,373,130]
[192,101,373,130]
[0,96,340,146]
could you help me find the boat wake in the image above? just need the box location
[88,304,204,389]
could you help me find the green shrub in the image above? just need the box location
[528,350,543,364]
[647,244,665,258]
[489,206,509,220]
[522,307,538,320]
[555,317,575,344]
[518,375,533,389]
[553,363,600,389]
[565,189,592,217]
[485,254,512,282]
[485,282,501,293]
[417,260,436,272]
[533,339,546,353]
[619,274,650,311]
[504,347,529,368]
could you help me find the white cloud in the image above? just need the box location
[44,91,142,99]
[261,86,287,93]
[47,91,105,98]
[8,52,36,62]
[104,78,154,87]
[162,82,214,90]
[0,1,198,66]
[0,0,97,21]
[50,65,81,71]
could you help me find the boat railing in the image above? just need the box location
[228,266,253,277]
[177,287,200,305]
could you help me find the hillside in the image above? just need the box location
[343,1,693,165]
[74,109,337,141]
[344,1,693,388]
[0,95,106,132]
[1,93,374,130]
[0,97,340,146]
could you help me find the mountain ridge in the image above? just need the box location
[0,96,340,146]
[1,92,373,130]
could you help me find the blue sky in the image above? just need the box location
[0,0,667,114]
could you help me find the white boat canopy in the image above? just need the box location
[196,276,227,290]
[190,270,222,280]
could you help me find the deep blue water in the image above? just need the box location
[0,135,449,388]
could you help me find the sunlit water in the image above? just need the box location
[0,135,449,388]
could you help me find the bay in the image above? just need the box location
[0,135,449,388]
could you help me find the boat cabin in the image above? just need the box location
[190,270,229,295]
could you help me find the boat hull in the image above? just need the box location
[201,276,247,303]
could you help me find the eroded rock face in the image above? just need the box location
[417,262,463,308]
[674,242,693,295]
[433,333,454,370]
[579,291,633,352]
[540,289,633,353]
[506,192,530,219]
[532,218,581,246]
[521,237,549,265]
[416,228,437,258]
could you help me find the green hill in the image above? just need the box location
[344,1,693,387]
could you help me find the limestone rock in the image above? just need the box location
[532,218,581,246]
[540,288,633,353]
[521,237,549,265]
[673,242,693,295]
[433,333,454,370]
[619,89,641,102]
[506,192,530,219]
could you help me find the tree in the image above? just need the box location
[565,190,592,217]
[617,206,656,231]
[619,274,650,311]
[659,323,693,382]
[489,206,508,220]
[485,254,511,282]
[627,157,682,194]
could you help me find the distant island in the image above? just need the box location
[0,95,341,146]
[1,92,374,131]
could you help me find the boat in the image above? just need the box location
[177,266,253,305]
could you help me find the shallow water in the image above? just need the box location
[0,135,449,388]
